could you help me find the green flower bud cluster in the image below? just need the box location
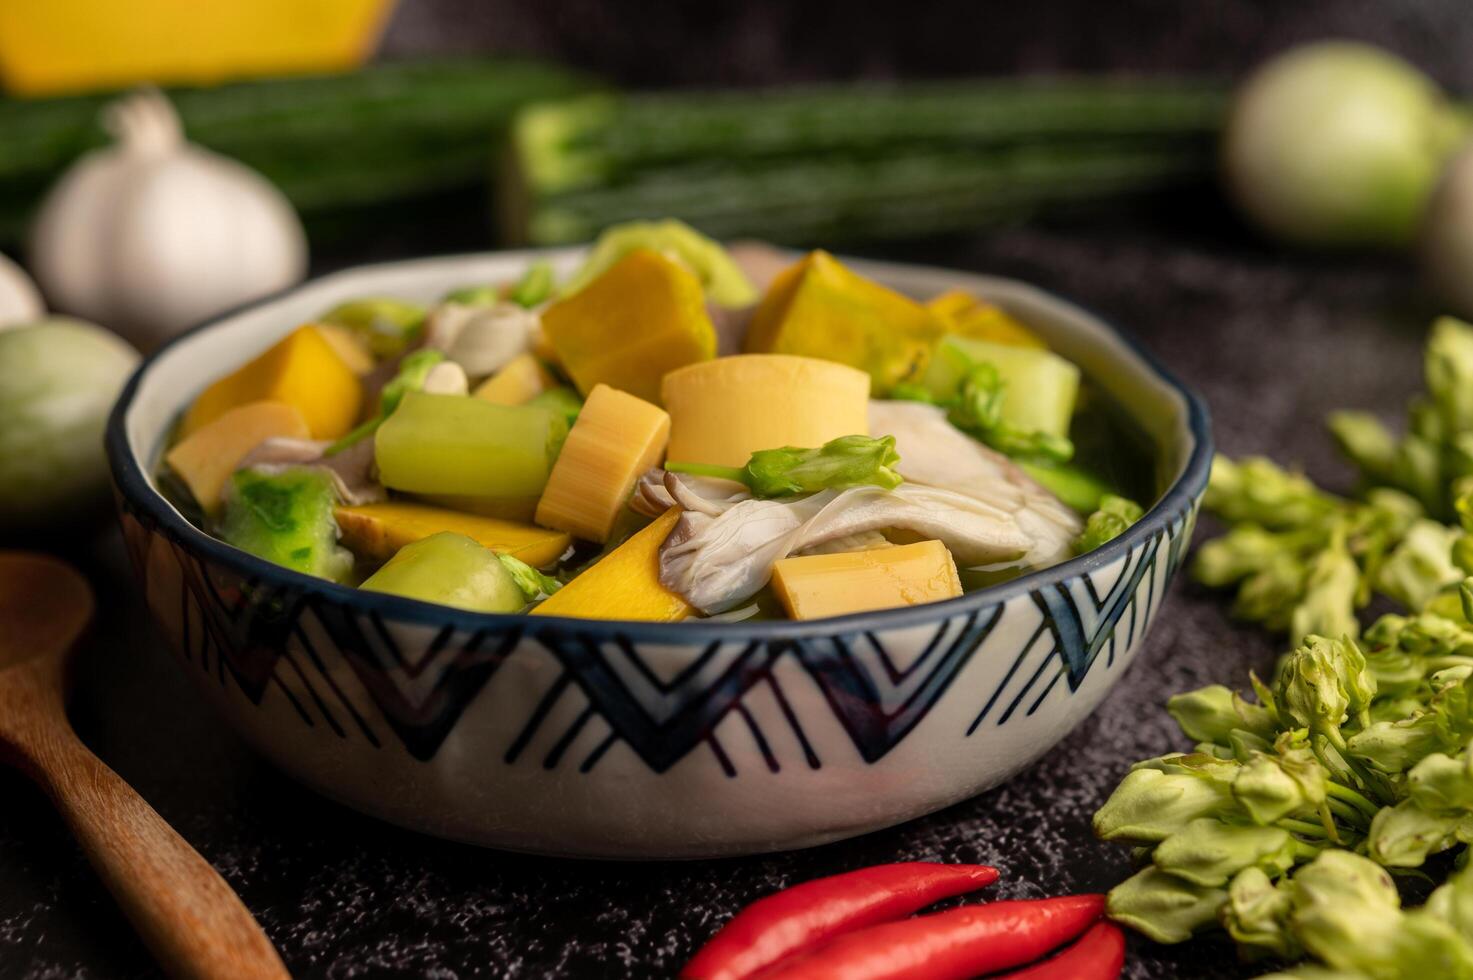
[1233,851,1473,979]
[1194,457,1426,646]
[1096,621,1473,968]
[1330,318,1473,523]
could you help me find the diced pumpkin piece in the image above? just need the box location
[360,532,526,614]
[335,501,570,566]
[561,219,757,307]
[531,508,691,621]
[375,391,566,521]
[164,400,310,515]
[661,354,870,468]
[309,322,376,373]
[220,467,352,582]
[745,250,947,392]
[536,384,670,543]
[182,325,363,440]
[926,290,1047,349]
[919,336,1081,437]
[771,539,963,620]
[540,249,716,403]
[473,352,557,406]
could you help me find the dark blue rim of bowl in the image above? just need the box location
[105,250,1214,643]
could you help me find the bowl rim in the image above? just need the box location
[105,248,1213,641]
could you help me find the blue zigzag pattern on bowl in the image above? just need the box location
[137,500,1195,776]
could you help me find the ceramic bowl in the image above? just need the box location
[106,248,1211,859]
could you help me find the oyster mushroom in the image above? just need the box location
[867,399,1081,567]
[657,472,1032,614]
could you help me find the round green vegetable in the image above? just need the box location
[1224,41,1469,247]
[0,319,138,533]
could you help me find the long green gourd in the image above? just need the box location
[503,80,1229,245]
[0,60,593,244]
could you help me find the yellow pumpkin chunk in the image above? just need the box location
[535,384,670,543]
[182,325,363,440]
[771,539,963,620]
[310,322,376,373]
[540,249,716,403]
[335,501,570,566]
[473,352,557,406]
[164,400,310,514]
[745,250,948,392]
[661,354,870,468]
[926,290,1046,349]
[532,508,691,621]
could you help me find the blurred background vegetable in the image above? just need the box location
[1223,41,1470,249]
[0,319,138,533]
[0,252,41,328]
[29,88,307,350]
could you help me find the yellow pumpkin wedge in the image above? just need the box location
[745,250,947,392]
[540,249,716,404]
[164,400,310,514]
[473,352,558,406]
[926,290,1046,349]
[531,508,691,621]
[182,325,362,440]
[334,502,571,567]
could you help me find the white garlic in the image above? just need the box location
[0,253,43,330]
[29,89,308,350]
[422,360,470,396]
[423,301,535,378]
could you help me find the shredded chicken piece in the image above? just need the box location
[236,436,385,507]
[868,400,1081,567]
[659,477,1032,614]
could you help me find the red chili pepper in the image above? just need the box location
[747,893,1105,980]
[992,921,1126,979]
[681,863,999,980]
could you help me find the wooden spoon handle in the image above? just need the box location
[22,721,289,980]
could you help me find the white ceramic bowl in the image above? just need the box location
[106,248,1211,858]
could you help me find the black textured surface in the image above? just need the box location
[3,1,1467,975]
[0,206,1441,979]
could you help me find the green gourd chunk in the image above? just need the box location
[374,391,567,520]
[360,532,525,613]
[220,467,352,582]
[921,335,1081,437]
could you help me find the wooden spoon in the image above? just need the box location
[0,551,289,980]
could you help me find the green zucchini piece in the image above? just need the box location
[361,532,525,613]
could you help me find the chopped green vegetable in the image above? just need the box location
[318,297,425,359]
[442,260,556,309]
[560,219,756,307]
[508,260,555,308]
[360,532,525,613]
[1020,459,1113,514]
[374,391,566,517]
[525,385,582,426]
[896,336,1079,463]
[1076,494,1144,554]
[667,434,903,499]
[325,348,446,455]
[219,467,351,582]
[497,552,562,601]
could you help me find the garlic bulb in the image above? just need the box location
[423,301,535,378]
[0,252,43,330]
[29,89,307,350]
